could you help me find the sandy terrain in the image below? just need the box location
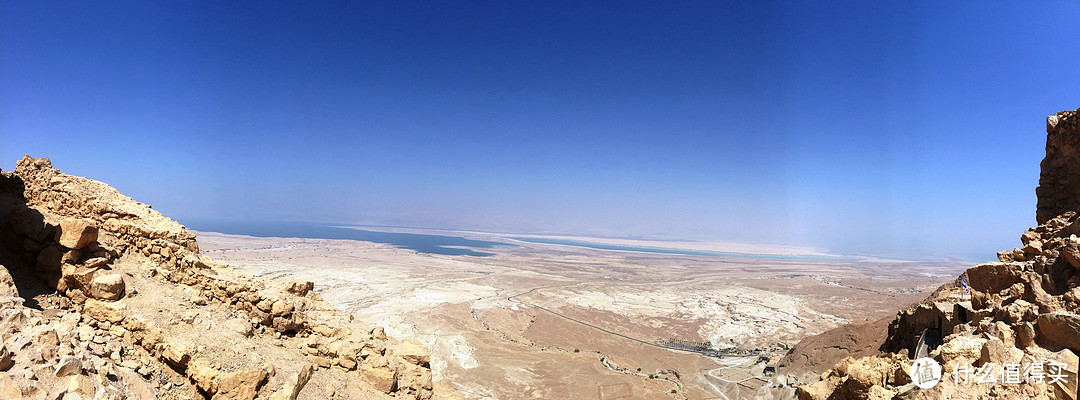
[195,229,966,400]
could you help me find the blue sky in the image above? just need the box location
[3,1,1078,260]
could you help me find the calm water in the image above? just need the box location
[510,237,861,261]
[185,220,508,257]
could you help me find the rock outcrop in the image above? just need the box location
[0,156,458,399]
[797,108,1080,400]
[1039,108,1080,224]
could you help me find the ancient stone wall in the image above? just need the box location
[1037,108,1080,224]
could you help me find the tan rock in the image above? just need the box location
[188,357,221,394]
[82,299,126,323]
[283,279,313,296]
[932,335,985,368]
[371,326,387,340]
[0,374,21,398]
[1038,312,1080,351]
[224,318,253,337]
[796,376,841,400]
[212,367,267,400]
[979,337,1006,366]
[63,374,95,398]
[309,356,331,369]
[117,366,157,400]
[54,355,82,377]
[57,219,98,249]
[866,385,897,400]
[396,340,430,366]
[267,363,313,400]
[90,273,125,300]
[358,363,397,393]
[0,344,11,371]
[395,361,433,394]
[1049,349,1079,400]
[162,342,191,369]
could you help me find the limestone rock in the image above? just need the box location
[54,355,82,377]
[213,367,267,400]
[90,273,125,300]
[162,342,192,369]
[1037,312,1080,351]
[82,299,126,323]
[0,374,21,398]
[359,363,397,393]
[63,375,95,398]
[267,363,313,400]
[56,219,98,249]
[283,279,313,296]
[396,340,431,367]
[224,318,253,337]
[395,362,433,396]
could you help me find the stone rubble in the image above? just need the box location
[1,155,459,399]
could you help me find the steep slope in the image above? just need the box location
[0,156,461,399]
[796,108,1080,400]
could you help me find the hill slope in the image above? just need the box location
[0,155,461,399]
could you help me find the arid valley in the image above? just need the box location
[196,228,967,399]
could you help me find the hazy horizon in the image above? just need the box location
[4,2,1080,261]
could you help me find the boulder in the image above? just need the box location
[224,318,253,337]
[283,279,314,296]
[90,273,125,300]
[212,367,267,400]
[188,357,221,394]
[979,337,1007,366]
[359,363,397,393]
[396,340,430,367]
[395,362,433,395]
[267,363,313,400]
[1037,312,1080,351]
[63,375,95,398]
[82,299,126,323]
[162,342,192,369]
[54,355,82,377]
[56,219,98,249]
[1049,349,1079,400]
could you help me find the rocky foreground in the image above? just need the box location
[795,108,1080,400]
[0,156,461,399]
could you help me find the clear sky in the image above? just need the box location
[3,2,1078,260]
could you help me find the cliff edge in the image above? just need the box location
[0,155,462,399]
[796,108,1080,400]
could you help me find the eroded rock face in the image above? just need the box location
[1038,108,1080,224]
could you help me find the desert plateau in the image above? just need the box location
[195,227,964,399]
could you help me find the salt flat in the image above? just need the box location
[195,229,965,400]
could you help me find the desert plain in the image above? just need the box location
[195,228,968,400]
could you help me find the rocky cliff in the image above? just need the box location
[0,156,461,399]
[797,108,1080,400]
